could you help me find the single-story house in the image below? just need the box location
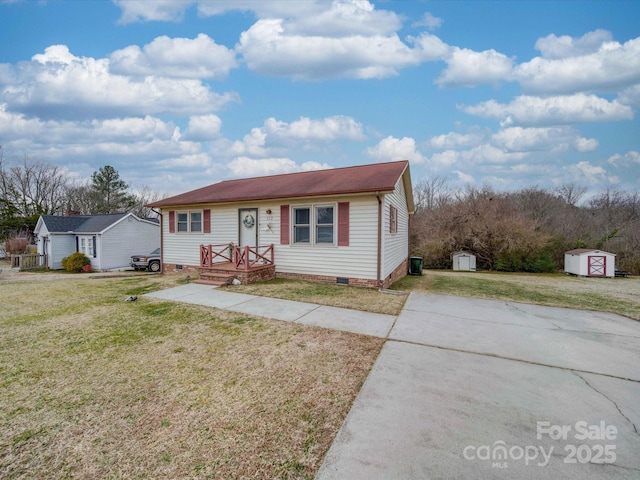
[452,251,476,271]
[34,213,160,270]
[564,249,616,278]
[148,160,414,288]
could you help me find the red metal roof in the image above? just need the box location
[149,161,410,207]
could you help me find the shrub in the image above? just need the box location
[495,249,557,273]
[5,236,30,255]
[61,252,91,273]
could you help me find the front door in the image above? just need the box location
[588,255,606,276]
[239,208,258,248]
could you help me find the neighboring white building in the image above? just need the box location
[564,249,616,278]
[148,161,414,288]
[452,251,476,271]
[34,213,160,270]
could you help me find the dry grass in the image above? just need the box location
[393,270,640,321]
[227,278,407,316]
[0,273,383,479]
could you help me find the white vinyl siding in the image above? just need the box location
[382,177,409,279]
[162,195,379,280]
[49,234,77,270]
[98,216,160,270]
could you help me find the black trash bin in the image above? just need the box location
[409,256,423,275]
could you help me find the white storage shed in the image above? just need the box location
[564,249,616,278]
[452,251,476,271]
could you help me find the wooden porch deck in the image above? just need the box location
[196,244,276,286]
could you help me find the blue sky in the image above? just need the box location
[1,0,639,198]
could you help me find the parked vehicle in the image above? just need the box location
[130,248,161,272]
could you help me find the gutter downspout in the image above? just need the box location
[376,191,382,289]
[151,208,163,273]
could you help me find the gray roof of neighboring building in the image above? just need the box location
[75,213,128,233]
[40,213,128,233]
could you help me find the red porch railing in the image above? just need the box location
[200,243,234,267]
[234,244,274,270]
[200,243,274,270]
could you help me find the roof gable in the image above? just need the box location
[150,161,410,207]
[38,213,130,234]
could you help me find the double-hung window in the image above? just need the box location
[292,205,335,245]
[315,206,334,244]
[293,207,310,243]
[177,211,202,233]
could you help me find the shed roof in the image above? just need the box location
[565,249,615,256]
[149,161,412,209]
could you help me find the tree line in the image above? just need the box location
[411,177,640,275]
[0,147,163,240]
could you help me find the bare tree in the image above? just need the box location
[0,153,69,218]
[413,176,451,212]
[130,185,164,218]
[556,182,587,206]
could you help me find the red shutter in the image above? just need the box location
[168,211,175,233]
[203,209,211,233]
[280,205,290,245]
[338,202,349,246]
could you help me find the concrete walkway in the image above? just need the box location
[147,285,640,479]
[146,283,396,338]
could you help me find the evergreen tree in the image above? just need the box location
[90,165,136,213]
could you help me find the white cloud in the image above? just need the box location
[411,33,451,62]
[607,150,640,167]
[113,0,195,23]
[619,84,640,107]
[184,114,222,141]
[437,47,514,87]
[366,136,427,163]
[565,161,617,186]
[412,12,443,31]
[428,131,484,150]
[491,126,598,153]
[227,157,332,178]
[227,115,364,157]
[237,18,422,80]
[461,94,633,126]
[453,170,475,184]
[263,115,364,142]
[534,29,613,59]
[159,152,212,168]
[109,34,237,79]
[516,35,640,94]
[231,128,268,158]
[1,45,237,120]
[281,0,402,38]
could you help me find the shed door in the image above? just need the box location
[588,256,606,276]
[459,256,470,271]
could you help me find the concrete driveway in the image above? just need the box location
[316,292,640,479]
